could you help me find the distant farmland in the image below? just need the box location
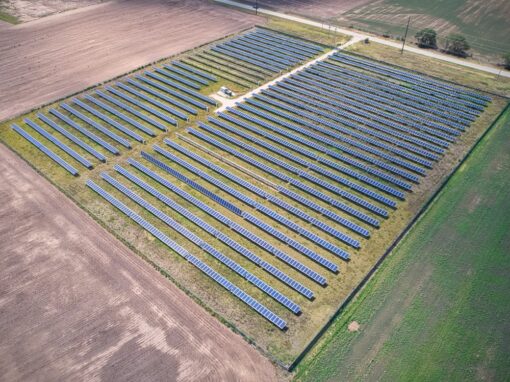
[245,0,510,59]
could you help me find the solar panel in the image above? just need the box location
[86,179,287,328]
[95,90,168,131]
[172,61,218,81]
[102,172,300,314]
[126,158,326,285]
[12,124,79,176]
[37,113,106,162]
[151,69,217,105]
[84,95,156,137]
[60,103,132,148]
[163,64,209,86]
[49,108,120,155]
[72,98,145,143]
[24,118,93,169]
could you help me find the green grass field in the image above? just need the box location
[344,0,510,58]
[294,106,510,381]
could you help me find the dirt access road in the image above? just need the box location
[0,0,263,122]
[0,143,277,381]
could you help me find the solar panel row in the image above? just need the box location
[86,179,286,329]
[229,105,413,191]
[37,113,107,162]
[113,164,314,300]
[12,124,79,176]
[126,158,327,286]
[220,110,405,199]
[101,172,301,314]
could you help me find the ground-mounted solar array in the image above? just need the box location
[2,26,506,364]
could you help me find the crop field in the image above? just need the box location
[0,23,507,368]
[237,0,510,59]
[294,104,510,382]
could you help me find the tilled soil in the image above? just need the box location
[0,143,277,381]
[0,0,263,121]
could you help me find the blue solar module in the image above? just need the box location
[316,60,480,119]
[72,98,145,143]
[126,158,327,286]
[212,114,401,205]
[84,95,156,137]
[250,30,322,56]
[37,113,107,162]
[113,83,184,122]
[101,172,301,314]
[228,106,412,192]
[137,74,209,111]
[172,61,218,81]
[125,79,197,116]
[86,179,287,329]
[237,34,309,61]
[289,72,455,146]
[223,40,300,67]
[24,118,93,169]
[189,125,377,232]
[163,64,209,86]
[200,120,391,216]
[94,90,167,132]
[235,35,307,62]
[49,108,120,155]
[331,53,488,108]
[156,142,353,259]
[60,103,132,148]
[306,65,470,130]
[12,124,79,175]
[153,67,202,89]
[220,110,405,199]
[211,46,281,73]
[244,98,420,183]
[254,29,323,52]
[151,69,217,106]
[333,53,490,103]
[147,147,343,268]
[281,76,451,151]
[245,32,316,59]
[257,90,432,171]
[293,70,462,137]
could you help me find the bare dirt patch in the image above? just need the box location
[0,143,277,381]
[348,321,360,332]
[0,0,263,121]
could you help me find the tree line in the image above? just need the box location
[414,28,509,69]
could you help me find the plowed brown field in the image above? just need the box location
[0,143,277,381]
[0,0,263,121]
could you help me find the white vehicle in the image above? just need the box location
[218,86,235,98]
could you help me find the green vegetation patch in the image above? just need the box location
[295,106,510,381]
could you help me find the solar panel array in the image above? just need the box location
[86,179,287,329]
[185,28,326,87]
[12,26,491,331]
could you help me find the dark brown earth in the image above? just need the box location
[0,143,277,381]
[0,0,263,121]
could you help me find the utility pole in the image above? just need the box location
[401,16,411,54]
[254,0,258,15]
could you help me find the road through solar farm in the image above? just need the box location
[1,2,508,378]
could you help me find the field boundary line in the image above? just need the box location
[287,100,510,371]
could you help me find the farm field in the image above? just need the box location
[0,143,277,381]
[236,0,510,59]
[294,105,510,382]
[0,0,263,121]
[1,20,507,369]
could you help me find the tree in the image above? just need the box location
[445,34,470,57]
[415,28,437,49]
[503,53,510,70]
